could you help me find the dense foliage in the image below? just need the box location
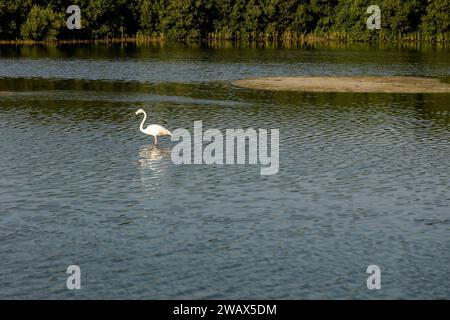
[0,0,449,41]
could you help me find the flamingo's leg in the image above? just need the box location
[153,135,158,145]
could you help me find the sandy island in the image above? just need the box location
[232,76,450,93]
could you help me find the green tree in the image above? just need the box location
[311,0,338,33]
[0,0,33,39]
[161,0,214,40]
[20,5,64,40]
[421,0,450,36]
[85,0,140,39]
[139,0,163,36]
[229,0,247,37]
[381,0,425,36]
[332,0,373,40]
[242,0,264,37]
[212,0,234,37]
[0,0,446,42]
[291,2,315,34]
[264,0,298,37]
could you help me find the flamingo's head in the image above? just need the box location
[135,108,145,115]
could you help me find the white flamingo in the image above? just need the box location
[135,109,172,145]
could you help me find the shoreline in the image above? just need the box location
[0,37,164,45]
[232,76,450,93]
[0,35,449,46]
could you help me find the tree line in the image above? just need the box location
[0,0,449,42]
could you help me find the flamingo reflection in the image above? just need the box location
[137,145,172,191]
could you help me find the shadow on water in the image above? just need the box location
[1,76,449,130]
[1,41,449,59]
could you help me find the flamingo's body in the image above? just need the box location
[135,109,172,145]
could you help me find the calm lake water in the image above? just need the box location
[0,44,449,299]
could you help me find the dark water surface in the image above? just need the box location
[0,44,449,299]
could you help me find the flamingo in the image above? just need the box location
[135,109,172,145]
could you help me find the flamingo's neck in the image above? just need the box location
[140,111,147,132]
